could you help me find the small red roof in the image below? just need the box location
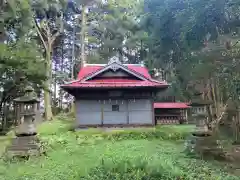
[154,102,191,109]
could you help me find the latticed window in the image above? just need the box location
[112,104,119,112]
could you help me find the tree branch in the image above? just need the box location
[210,100,229,128]
[50,12,64,45]
[33,18,47,51]
[50,31,60,45]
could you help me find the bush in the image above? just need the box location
[80,154,239,180]
[80,159,187,180]
[184,134,226,160]
[100,127,191,141]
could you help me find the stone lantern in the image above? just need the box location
[13,86,39,136]
[184,95,224,159]
[189,92,212,129]
[5,86,42,158]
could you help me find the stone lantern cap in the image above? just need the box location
[13,86,39,104]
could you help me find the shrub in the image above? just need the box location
[80,159,187,180]
[184,134,226,160]
[100,128,190,141]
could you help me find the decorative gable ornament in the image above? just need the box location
[108,56,122,65]
[110,63,120,71]
[108,56,122,72]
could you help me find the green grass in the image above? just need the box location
[0,115,238,180]
[0,136,11,155]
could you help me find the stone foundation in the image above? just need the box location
[6,135,41,158]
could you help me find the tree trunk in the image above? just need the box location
[53,54,57,115]
[44,47,53,120]
[53,78,57,115]
[70,6,87,114]
[206,79,214,122]
[59,38,64,110]
[70,24,76,114]
[80,5,87,67]
[236,107,240,143]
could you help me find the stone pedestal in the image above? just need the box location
[6,136,41,158]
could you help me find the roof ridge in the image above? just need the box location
[84,63,145,67]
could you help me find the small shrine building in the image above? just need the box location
[154,102,190,124]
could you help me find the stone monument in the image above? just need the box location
[6,86,41,158]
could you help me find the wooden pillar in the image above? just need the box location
[74,100,78,127]
[151,98,155,125]
[101,100,104,125]
[126,100,129,124]
[185,109,188,124]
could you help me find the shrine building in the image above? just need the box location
[61,59,189,127]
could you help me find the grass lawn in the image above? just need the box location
[0,115,239,180]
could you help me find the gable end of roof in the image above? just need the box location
[81,62,149,82]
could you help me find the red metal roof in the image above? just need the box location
[77,66,102,79]
[154,102,191,109]
[77,65,151,80]
[125,65,151,79]
[62,80,167,88]
[62,64,168,89]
